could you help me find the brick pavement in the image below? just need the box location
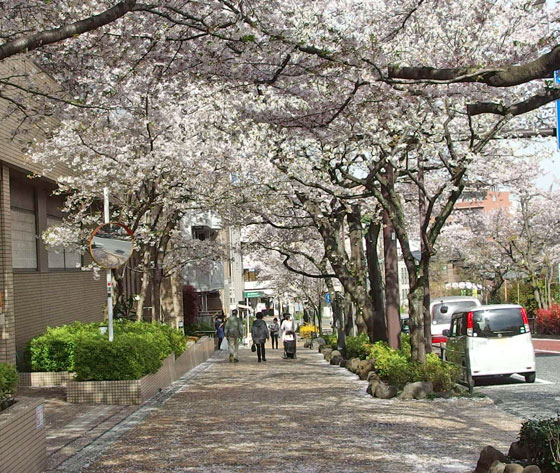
[39,345,523,473]
[533,338,560,353]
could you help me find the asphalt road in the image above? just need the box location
[476,341,560,420]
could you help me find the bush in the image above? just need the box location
[346,333,371,360]
[322,334,338,350]
[114,322,172,361]
[184,322,214,336]
[536,304,560,335]
[74,333,162,381]
[0,363,18,409]
[156,324,187,357]
[26,321,182,379]
[26,322,103,372]
[519,414,560,472]
[414,353,460,392]
[367,335,459,392]
[299,324,319,339]
[369,341,414,389]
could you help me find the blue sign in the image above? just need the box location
[325,293,331,304]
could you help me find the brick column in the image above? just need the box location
[0,164,16,365]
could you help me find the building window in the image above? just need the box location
[11,207,38,269]
[243,269,258,282]
[46,217,81,269]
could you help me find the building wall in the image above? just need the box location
[13,272,105,358]
[0,165,16,364]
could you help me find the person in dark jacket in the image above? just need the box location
[251,312,270,362]
[215,312,225,349]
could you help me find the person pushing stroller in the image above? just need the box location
[281,314,296,359]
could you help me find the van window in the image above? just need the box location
[472,308,526,338]
[449,314,466,336]
[432,301,479,325]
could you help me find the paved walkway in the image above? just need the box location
[36,345,523,473]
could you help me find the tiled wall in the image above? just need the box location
[0,397,46,473]
[18,371,74,388]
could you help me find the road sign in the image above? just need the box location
[325,293,331,304]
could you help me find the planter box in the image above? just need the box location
[0,397,46,473]
[67,336,215,405]
[19,371,73,387]
[174,337,213,379]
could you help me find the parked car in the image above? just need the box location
[430,296,481,344]
[443,304,536,388]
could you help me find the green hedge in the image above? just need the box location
[0,363,18,410]
[184,322,214,336]
[322,334,338,350]
[74,333,162,381]
[346,333,371,359]
[26,321,187,381]
[520,414,560,471]
[366,335,460,392]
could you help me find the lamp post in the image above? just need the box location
[103,187,114,342]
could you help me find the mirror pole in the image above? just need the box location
[104,187,114,342]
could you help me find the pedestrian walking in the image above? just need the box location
[215,312,225,349]
[280,314,295,341]
[269,317,280,349]
[224,309,243,363]
[281,314,297,359]
[251,312,269,362]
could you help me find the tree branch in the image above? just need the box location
[467,88,560,116]
[388,45,560,87]
[0,1,137,61]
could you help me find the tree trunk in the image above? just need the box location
[365,220,388,343]
[136,248,152,321]
[326,278,346,354]
[407,283,426,363]
[347,205,374,339]
[421,259,432,354]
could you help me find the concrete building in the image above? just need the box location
[182,212,244,325]
[0,58,106,365]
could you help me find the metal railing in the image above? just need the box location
[432,342,474,394]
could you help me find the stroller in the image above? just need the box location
[283,330,297,359]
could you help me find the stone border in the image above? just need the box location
[67,337,214,405]
[0,397,47,473]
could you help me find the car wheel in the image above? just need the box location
[524,372,536,383]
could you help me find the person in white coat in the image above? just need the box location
[280,314,295,341]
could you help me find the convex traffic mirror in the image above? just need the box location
[89,223,134,269]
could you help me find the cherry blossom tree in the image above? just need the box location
[33,83,241,323]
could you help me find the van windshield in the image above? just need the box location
[473,308,526,338]
[432,301,479,325]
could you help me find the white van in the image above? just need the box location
[430,296,481,343]
[443,304,536,387]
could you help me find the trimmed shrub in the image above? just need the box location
[26,323,103,372]
[0,363,18,410]
[519,414,560,471]
[414,353,460,392]
[156,323,187,357]
[25,321,182,379]
[346,333,371,360]
[74,333,162,381]
[113,322,172,361]
[367,335,459,392]
[369,341,414,389]
[536,304,560,335]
